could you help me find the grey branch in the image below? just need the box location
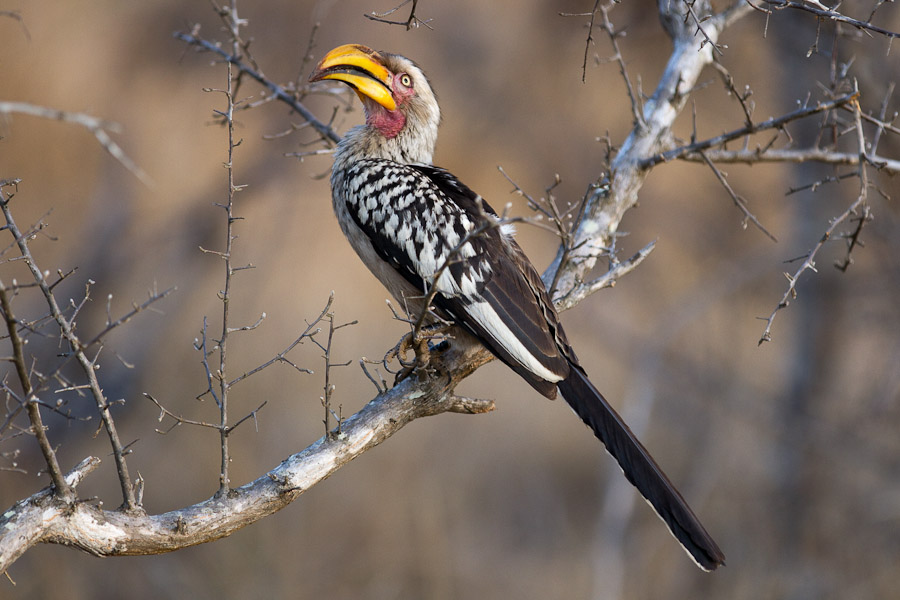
[0,102,151,186]
[757,93,872,344]
[546,0,752,294]
[753,0,900,39]
[638,91,860,169]
[0,341,491,574]
[678,148,900,173]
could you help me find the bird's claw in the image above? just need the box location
[385,323,453,385]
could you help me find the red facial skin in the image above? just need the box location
[365,72,415,139]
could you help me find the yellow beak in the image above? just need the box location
[308,44,397,112]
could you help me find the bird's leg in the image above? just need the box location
[385,322,454,385]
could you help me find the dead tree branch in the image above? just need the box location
[0,341,491,573]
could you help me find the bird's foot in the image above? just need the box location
[385,323,453,385]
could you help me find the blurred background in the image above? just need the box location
[1,1,899,598]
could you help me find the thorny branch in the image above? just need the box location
[207,0,244,498]
[757,93,873,345]
[562,2,644,125]
[0,191,138,511]
[228,294,334,388]
[697,149,778,241]
[173,31,341,145]
[0,274,71,500]
[308,309,357,439]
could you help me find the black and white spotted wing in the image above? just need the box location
[335,158,571,397]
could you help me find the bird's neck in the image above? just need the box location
[335,114,437,167]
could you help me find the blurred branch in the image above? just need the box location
[0,10,30,41]
[0,102,151,186]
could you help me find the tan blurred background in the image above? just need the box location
[2,1,899,598]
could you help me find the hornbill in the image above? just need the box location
[309,44,725,571]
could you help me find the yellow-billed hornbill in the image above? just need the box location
[309,44,725,571]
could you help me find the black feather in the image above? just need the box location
[557,366,726,570]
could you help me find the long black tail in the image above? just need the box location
[557,365,725,571]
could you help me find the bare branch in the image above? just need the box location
[548,0,739,296]
[0,102,151,186]
[0,278,70,500]
[640,91,860,168]
[0,195,137,510]
[600,3,644,128]
[755,0,900,39]
[553,240,656,312]
[364,0,433,30]
[227,294,332,387]
[697,149,778,241]
[758,92,871,344]
[678,147,900,173]
[0,346,493,573]
[172,31,342,144]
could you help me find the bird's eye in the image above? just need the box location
[399,73,412,88]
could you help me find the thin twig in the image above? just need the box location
[755,0,900,39]
[758,91,870,344]
[0,194,136,509]
[0,278,71,500]
[364,0,433,30]
[641,91,860,168]
[697,149,778,241]
[228,294,333,387]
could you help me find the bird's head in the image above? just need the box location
[309,44,440,163]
